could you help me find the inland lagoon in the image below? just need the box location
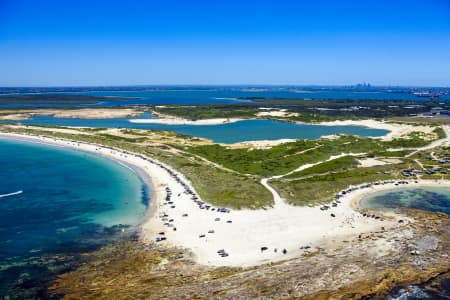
[5,114,389,143]
[0,138,148,298]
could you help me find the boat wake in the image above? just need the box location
[0,190,23,198]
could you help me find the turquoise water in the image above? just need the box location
[9,115,389,143]
[0,138,148,297]
[360,187,450,215]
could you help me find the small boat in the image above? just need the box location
[0,190,23,198]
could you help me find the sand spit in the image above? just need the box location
[0,108,144,120]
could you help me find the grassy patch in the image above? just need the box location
[143,150,273,209]
[186,135,398,176]
[272,162,419,206]
[98,133,147,143]
[383,131,435,148]
[186,133,439,177]
[186,140,320,176]
[286,156,359,178]
[153,105,258,120]
[283,113,362,123]
[434,127,447,139]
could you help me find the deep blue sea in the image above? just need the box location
[0,138,147,298]
[2,88,449,108]
[6,114,389,143]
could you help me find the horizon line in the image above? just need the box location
[0,84,449,89]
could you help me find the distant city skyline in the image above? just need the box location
[1,0,449,87]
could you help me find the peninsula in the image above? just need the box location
[1,101,449,298]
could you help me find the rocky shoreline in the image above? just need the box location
[49,208,450,299]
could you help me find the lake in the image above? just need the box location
[8,114,389,143]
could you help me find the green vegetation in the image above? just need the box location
[383,128,445,148]
[284,113,362,123]
[149,99,450,127]
[156,151,272,208]
[272,161,419,206]
[153,105,258,120]
[390,116,450,125]
[185,140,319,176]
[286,156,359,178]
[186,132,439,177]
[98,133,147,143]
[247,98,450,119]
[412,147,450,171]
[153,104,361,122]
[434,127,447,139]
[383,132,432,148]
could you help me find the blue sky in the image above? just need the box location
[0,0,449,86]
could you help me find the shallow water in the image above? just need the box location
[387,284,449,299]
[360,187,450,215]
[6,114,389,143]
[361,187,450,299]
[0,138,148,297]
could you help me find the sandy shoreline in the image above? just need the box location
[348,179,450,210]
[0,108,144,120]
[317,119,437,141]
[0,131,176,226]
[1,131,449,267]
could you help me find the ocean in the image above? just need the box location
[0,137,148,298]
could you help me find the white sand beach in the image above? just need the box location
[256,109,299,118]
[230,138,297,148]
[1,132,447,268]
[317,119,437,141]
[0,108,143,120]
